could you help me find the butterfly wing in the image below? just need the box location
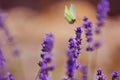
[70,4,76,19]
[64,5,73,23]
[64,5,76,24]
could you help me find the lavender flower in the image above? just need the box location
[0,73,3,80]
[0,12,20,56]
[38,34,55,80]
[79,63,87,80]
[0,72,15,80]
[95,0,110,34]
[83,17,94,51]
[96,68,106,80]
[4,72,15,80]
[0,47,6,68]
[4,26,20,56]
[74,26,82,57]
[93,40,103,49]
[65,38,77,80]
[65,26,82,80]
[0,12,5,27]
[112,71,120,80]
[0,47,15,80]
[75,26,82,45]
[0,47,6,80]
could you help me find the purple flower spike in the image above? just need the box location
[65,38,78,79]
[112,71,120,80]
[63,78,68,80]
[41,34,54,52]
[5,72,15,80]
[66,59,76,78]
[74,26,82,57]
[79,63,88,80]
[68,38,80,59]
[0,47,15,80]
[83,17,94,52]
[75,26,82,45]
[96,68,106,80]
[0,12,5,27]
[0,12,20,56]
[64,26,83,80]
[93,40,103,49]
[83,17,88,22]
[38,33,55,80]
[95,0,110,34]
[0,73,3,80]
[0,47,6,68]
[65,38,77,80]
[0,72,16,80]
[83,17,93,42]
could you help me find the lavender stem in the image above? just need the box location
[35,69,41,80]
[88,52,92,80]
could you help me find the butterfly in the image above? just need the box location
[64,4,76,24]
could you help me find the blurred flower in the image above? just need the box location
[0,11,20,56]
[112,71,120,80]
[0,12,5,27]
[0,73,2,80]
[95,0,110,34]
[0,47,15,80]
[93,40,103,49]
[4,72,15,80]
[79,63,87,80]
[0,47,6,68]
[38,34,55,80]
[96,68,106,80]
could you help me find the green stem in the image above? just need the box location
[87,49,98,80]
[88,52,92,80]
[35,69,41,80]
